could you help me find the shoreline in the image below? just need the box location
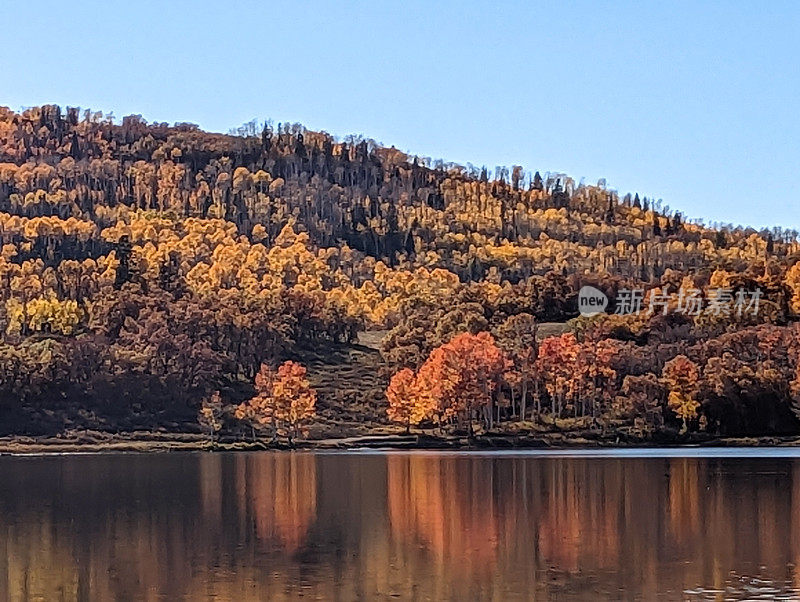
[1,430,799,455]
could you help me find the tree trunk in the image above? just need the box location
[521,381,528,422]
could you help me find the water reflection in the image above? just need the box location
[0,452,798,600]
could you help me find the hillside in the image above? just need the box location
[1,104,800,445]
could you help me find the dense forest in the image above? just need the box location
[2,104,800,443]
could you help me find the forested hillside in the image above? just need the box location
[2,104,800,442]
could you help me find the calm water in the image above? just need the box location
[1,450,800,601]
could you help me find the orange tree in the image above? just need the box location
[536,333,580,421]
[235,363,276,439]
[271,360,317,443]
[235,361,317,444]
[575,339,620,421]
[386,368,430,432]
[403,331,508,434]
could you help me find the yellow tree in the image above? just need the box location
[198,391,224,441]
[661,355,701,432]
[785,261,800,315]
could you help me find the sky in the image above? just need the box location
[3,0,799,229]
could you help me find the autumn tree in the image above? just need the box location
[385,368,430,432]
[198,391,224,441]
[235,361,316,444]
[0,104,798,441]
[575,339,620,421]
[661,355,701,432]
[615,374,667,435]
[785,261,800,315]
[536,334,580,422]
[235,363,277,440]
[414,332,508,434]
[271,361,317,443]
[492,312,538,421]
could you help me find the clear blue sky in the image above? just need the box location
[4,1,799,229]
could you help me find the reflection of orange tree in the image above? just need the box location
[235,453,317,553]
[387,456,498,577]
[667,458,702,548]
[535,460,622,572]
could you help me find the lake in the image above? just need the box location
[0,449,799,600]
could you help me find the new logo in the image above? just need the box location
[578,285,608,317]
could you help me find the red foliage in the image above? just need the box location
[388,331,509,432]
